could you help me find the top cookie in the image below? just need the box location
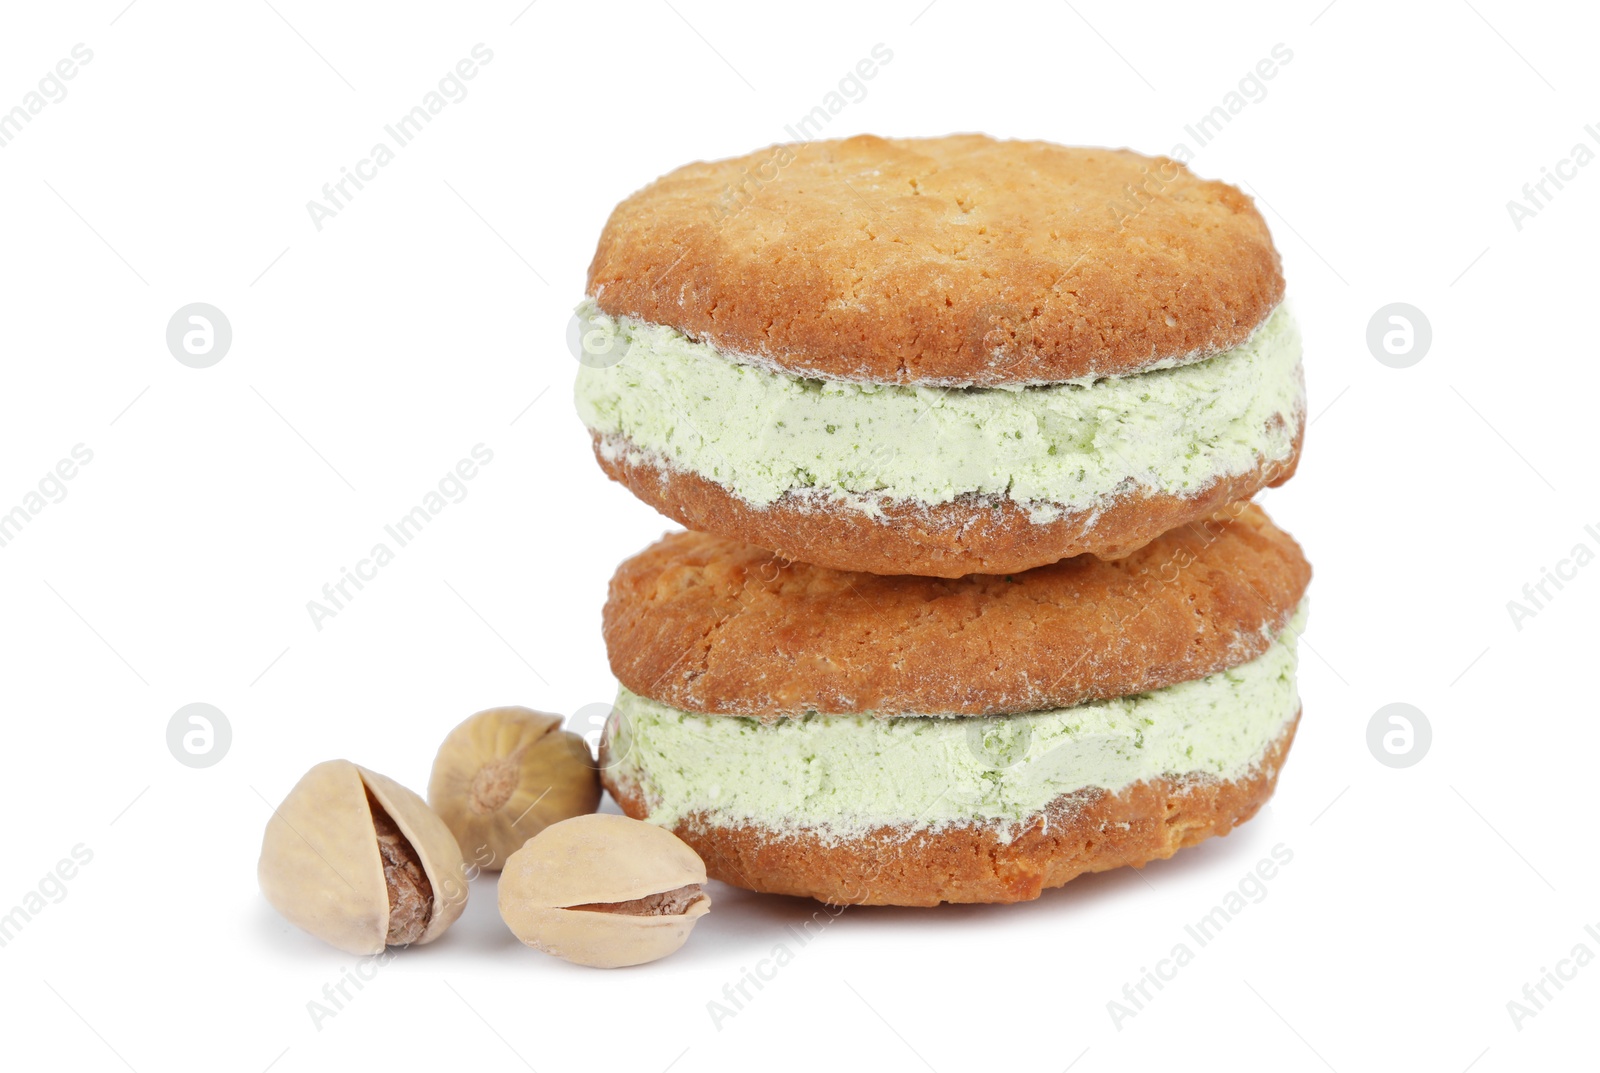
[587,134,1284,386]
[603,503,1310,718]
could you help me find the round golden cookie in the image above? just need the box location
[603,502,1310,719]
[605,715,1299,906]
[588,134,1284,385]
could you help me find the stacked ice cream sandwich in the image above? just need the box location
[573,134,1310,905]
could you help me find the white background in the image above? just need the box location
[1,1,1595,1070]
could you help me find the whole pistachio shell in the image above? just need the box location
[498,813,710,968]
[259,760,469,955]
[428,706,601,870]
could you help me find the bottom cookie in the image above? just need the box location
[591,427,1302,578]
[605,713,1298,907]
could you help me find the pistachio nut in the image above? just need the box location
[428,706,601,870]
[259,760,469,955]
[498,813,710,968]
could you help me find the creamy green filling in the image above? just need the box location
[604,600,1306,843]
[574,301,1303,521]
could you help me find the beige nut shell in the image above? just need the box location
[427,706,602,870]
[258,760,469,955]
[498,814,710,968]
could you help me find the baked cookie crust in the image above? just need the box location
[587,134,1284,386]
[603,503,1310,718]
[591,418,1300,577]
[604,714,1298,906]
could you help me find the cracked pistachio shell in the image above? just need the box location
[258,760,469,955]
[428,706,602,870]
[498,814,711,968]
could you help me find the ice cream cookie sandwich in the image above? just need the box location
[575,135,1303,576]
[598,503,1311,905]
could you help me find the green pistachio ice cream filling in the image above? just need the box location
[604,600,1306,844]
[574,301,1304,521]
